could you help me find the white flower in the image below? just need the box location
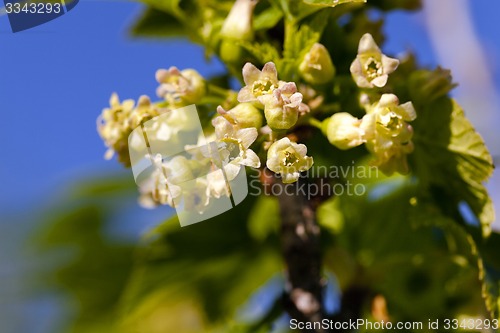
[238,62,309,130]
[97,93,136,163]
[266,137,314,183]
[156,67,206,105]
[138,154,181,208]
[206,169,232,199]
[361,94,416,175]
[220,0,257,40]
[350,33,399,88]
[212,116,261,180]
[238,62,280,103]
[98,94,164,166]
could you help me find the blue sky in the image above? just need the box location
[0,0,498,214]
[0,1,227,213]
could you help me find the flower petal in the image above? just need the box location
[291,142,308,157]
[224,162,242,181]
[261,62,278,84]
[282,171,300,184]
[399,102,417,121]
[350,58,372,88]
[242,62,261,86]
[381,54,400,75]
[236,127,258,149]
[358,33,381,54]
[237,86,256,103]
[371,75,389,88]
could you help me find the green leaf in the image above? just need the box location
[411,199,500,320]
[253,6,283,31]
[303,0,366,7]
[247,195,280,241]
[119,197,283,329]
[408,68,457,104]
[281,10,330,79]
[139,0,184,19]
[35,177,138,333]
[131,8,186,38]
[410,97,495,237]
[326,179,485,322]
[283,10,329,59]
[464,226,500,320]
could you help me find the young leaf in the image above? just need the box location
[410,97,495,237]
[131,8,186,38]
[238,40,282,65]
[253,6,283,31]
[281,10,330,79]
[412,200,500,321]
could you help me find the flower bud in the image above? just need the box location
[261,83,307,130]
[299,43,336,84]
[219,0,257,64]
[156,67,206,105]
[220,0,257,40]
[324,112,365,150]
[264,101,299,130]
[218,103,263,129]
[360,94,417,175]
[165,155,195,185]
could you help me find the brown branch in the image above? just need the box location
[277,176,325,332]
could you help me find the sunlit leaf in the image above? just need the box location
[410,97,495,237]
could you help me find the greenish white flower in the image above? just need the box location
[156,67,206,105]
[266,137,314,183]
[238,62,309,130]
[325,112,365,150]
[97,93,135,160]
[206,169,231,199]
[238,62,280,103]
[212,116,261,178]
[138,154,181,208]
[299,43,336,84]
[350,33,399,88]
[98,93,162,165]
[361,94,416,174]
[165,155,196,186]
[127,95,161,129]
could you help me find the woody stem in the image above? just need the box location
[277,176,325,332]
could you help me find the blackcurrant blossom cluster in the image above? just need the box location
[326,33,416,175]
[233,62,313,183]
[97,94,163,165]
[97,30,415,213]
